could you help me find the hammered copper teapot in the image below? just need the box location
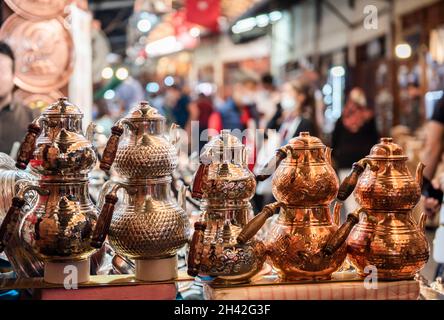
[0,98,111,284]
[237,132,359,280]
[187,130,266,284]
[98,101,190,281]
[337,137,429,280]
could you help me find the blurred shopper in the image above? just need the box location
[115,76,145,113]
[256,73,279,130]
[167,84,191,129]
[332,87,379,216]
[421,95,444,278]
[94,99,114,136]
[189,93,214,152]
[254,79,318,212]
[267,79,319,143]
[0,41,38,155]
[208,79,259,132]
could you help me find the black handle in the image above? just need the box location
[256,148,287,181]
[337,162,365,201]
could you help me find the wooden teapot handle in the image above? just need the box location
[187,221,207,277]
[191,163,209,199]
[16,123,42,170]
[91,193,118,249]
[255,148,287,181]
[323,211,360,256]
[337,161,365,201]
[0,197,25,253]
[237,202,282,244]
[100,125,123,172]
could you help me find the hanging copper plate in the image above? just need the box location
[0,14,74,93]
[13,89,63,111]
[4,0,70,21]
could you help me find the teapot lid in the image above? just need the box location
[124,101,164,122]
[287,132,325,150]
[204,130,244,152]
[367,137,407,160]
[42,97,83,117]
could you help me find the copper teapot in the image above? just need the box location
[0,98,111,283]
[338,137,429,280]
[237,132,359,280]
[97,102,190,281]
[187,130,266,284]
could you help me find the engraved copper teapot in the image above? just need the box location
[237,132,359,280]
[337,137,429,280]
[187,130,266,284]
[0,98,110,283]
[98,101,190,281]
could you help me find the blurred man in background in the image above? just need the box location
[0,41,38,155]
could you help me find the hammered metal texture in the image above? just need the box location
[347,211,429,280]
[20,181,98,261]
[108,191,189,259]
[354,160,421,210]
[113,138,177,178]
[265,206,347,281]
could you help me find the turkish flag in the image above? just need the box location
[185,0,220,32]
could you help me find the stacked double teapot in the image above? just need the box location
[0,99,190,283]
[188,132,430,282]
[0,98,104,283]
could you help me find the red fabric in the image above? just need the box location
[185,0,220,32]
[208,111,222,133]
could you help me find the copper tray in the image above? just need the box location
[0,14,74,93]
[5,0,70,21]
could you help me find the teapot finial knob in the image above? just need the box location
[381,137,393,143]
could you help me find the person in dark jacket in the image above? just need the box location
[267,79,319,143]
[332,87,379,217]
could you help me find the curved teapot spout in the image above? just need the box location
[255,147,288,181]
[322,208,361,257]
[416,162,425,189]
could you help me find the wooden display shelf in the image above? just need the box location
[203,271,420,300]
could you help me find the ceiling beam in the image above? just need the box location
[89,0,135,11]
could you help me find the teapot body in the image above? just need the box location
[265,206,346,280]
[20,180,98,261]
[113,122,177,178]
[347,210,429,280]
[108,178,189,259]
[196,201,266,284]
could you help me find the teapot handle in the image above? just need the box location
[187,221,207,277]
[337,160,366,201]
[0,185,49,252]
[237,202,282,244]
[100,124,124,172]
[255,147,287,181]
[16,121,42,170]
[322,209,360,257]
[91,183,136,248]
[191,163,209,199]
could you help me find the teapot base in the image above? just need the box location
[44,259,90,284]
[135,256,177,281]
